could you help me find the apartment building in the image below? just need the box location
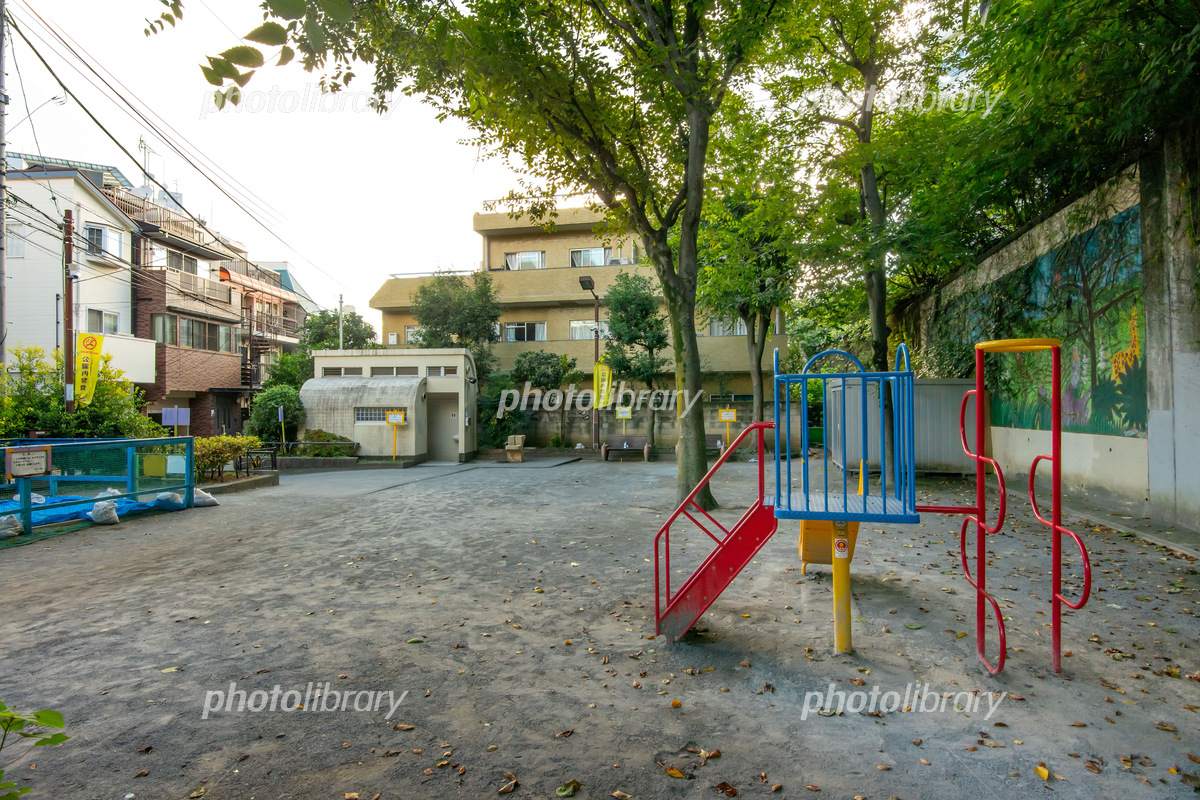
[4,157,157,382]
[370,206,786,397]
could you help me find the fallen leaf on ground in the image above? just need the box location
[666,767,686,779]
[393,723,415,731]
[611,792,632,800]
[556,778,583,797]
[716,781,738,796]
[556,729,574,738]
[498,772,519,794]
[1035,763,1050,780]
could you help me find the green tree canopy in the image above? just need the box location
[511,350,583,445]
[411,271,502,380]
[301,309,379,350]
[603,271,669,449]
[246,385,306,442]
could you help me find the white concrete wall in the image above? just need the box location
[103,334,157,383]
[991,427,1150,506]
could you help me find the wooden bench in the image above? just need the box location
[674,434,727,458]
[505,435,526,463]
[601,435,651,461]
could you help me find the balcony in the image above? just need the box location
[103,186,230,257]
[219,258,284,290]
[245,312,302,342]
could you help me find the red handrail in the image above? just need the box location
[1030,455,1093,611]
[654,422,772,628]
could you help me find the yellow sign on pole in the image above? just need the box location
[74,333,104,407]
[616,405,631,434]
[387,410,406,461]
[718,408,736,446]
[594,362,613,408]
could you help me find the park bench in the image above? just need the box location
[235,445,278,476]
[601,435,651,461]
[673,433,726,459]
[505,435,526,463]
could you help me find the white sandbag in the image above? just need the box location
[0,514,21,537]
[192,488,219,508]
[87,500,120,525]
[95,487,123,498]
[29,493,45,505]
[154,492,186,511]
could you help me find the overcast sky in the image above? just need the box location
[7,0,528,331]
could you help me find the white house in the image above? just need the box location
[5,157,156,383]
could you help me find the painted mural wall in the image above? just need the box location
[927,205,1145,438]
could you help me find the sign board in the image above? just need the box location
[616,406,633,420]
[387,410,407,425]
[594,362,614,408]
[833,538,849,559]
[719,408,737,422]
[162,407,191,427]
[6,446,52,481]
[75,333,104,407]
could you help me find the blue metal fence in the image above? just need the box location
[1,437,195,536]
[773,346,918,524]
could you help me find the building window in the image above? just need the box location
[184,255,198,275]
[405,325,422,344]
[178,318,237,352]
[387,332,398,345]
[6,223,25,258]
[570,247,611,268]
[354,407,396,423]
[504,321,546,342]
[396,366,418,376]
[708,317,748,337]
[84,225,121,260]
[371,366,393,377]
[322,367,343,377]
[427,366,457,377]
[504,251,545,270]
[87,308,119,335]
[342,367,362,376]
[569,319,610,340]
[152,313,177,345]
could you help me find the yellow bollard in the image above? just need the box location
[832,520,852,653]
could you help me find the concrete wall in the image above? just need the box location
[300,376,429,458]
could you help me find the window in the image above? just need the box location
[387,332,398,345]
[177,318,236,352]
[708,318,748,337]
[503,251,545,270]
[167,250,183,270]
[342,367,363,376]
[323,367,343,377]
[709,394,754,402]
[504,321,546,342]
[84,225,121,260]
[372,365,420,377]
[570,247,611,268]
[396,366,418,376]
[405,325,422,344]
[6,223,26,258]
[152,314,177,345]
[427,366,457,377]
[184,255,199,275]
[570,319,610,340]
[354,407,394,423]
[87,308,119,335]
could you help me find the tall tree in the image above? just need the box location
[410,271,502,380]
[185,0,790,507]
[603,271,669,449]
[301,309,379,350]
[511,350,583,445]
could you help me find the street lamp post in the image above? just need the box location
[578,275,599,449]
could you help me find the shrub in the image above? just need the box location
[301,429,358,458]
[194,434,262,483]
[246,385,305,441]
[548,432,564,448]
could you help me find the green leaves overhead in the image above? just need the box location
[221,45,265,68]
[318,0,356,24]
[245,21,289,46]
[266,0,308,20]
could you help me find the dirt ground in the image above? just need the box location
[1,459,1197,800]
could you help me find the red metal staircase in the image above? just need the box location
[655,422,778,641]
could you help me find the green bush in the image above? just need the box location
[548,432,564,448]
[194,434,262,483]
[246,385,305,441]
[300,429,358,458]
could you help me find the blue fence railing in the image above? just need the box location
[1,436,195,536]
[773,347,918,524]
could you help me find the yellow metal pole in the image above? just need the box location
[392,424,397,461]
[725,421,730,447]
[832,520,852,652]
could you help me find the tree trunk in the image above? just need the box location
[743,311,770,423]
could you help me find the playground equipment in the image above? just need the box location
[653,339,1092,675]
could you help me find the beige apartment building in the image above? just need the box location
[370,207,787,398]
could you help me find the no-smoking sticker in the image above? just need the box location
[83,336,98,351]
[834,538,849,558]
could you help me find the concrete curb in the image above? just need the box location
[200,472,279,495]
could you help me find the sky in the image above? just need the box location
[6,0,528,332]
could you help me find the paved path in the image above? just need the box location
[1,461,1196,799]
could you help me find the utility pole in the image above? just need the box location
[338,293,344,350]
[1,0,9,366]
[63,210,74,413]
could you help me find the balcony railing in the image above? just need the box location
[245,313,301,339]
[103,186,218,248]
[219,259,284,290]
[161,268,233,305]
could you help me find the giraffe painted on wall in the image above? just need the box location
[1110,307,1140,381]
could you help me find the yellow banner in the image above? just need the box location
[75,333,104,407]
[594,362,613,408]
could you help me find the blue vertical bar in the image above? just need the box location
[18,477,32,535]
[822,377,829,513]
[184,437,195,508]
[907,374,916,511]
[786,378,793,511]
[860,375,869,514]
[799,378,808,511]
[879,377,888,509]
[774,350,781,510]
[126,444,137,497]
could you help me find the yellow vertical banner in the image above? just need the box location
[594,361,613,408]
[75,333,104,407]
